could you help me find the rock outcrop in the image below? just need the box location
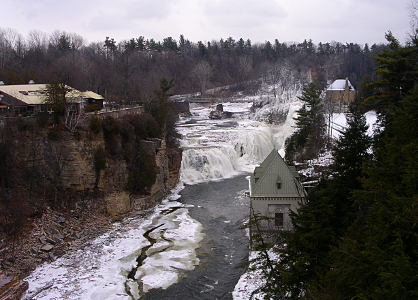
[209,103,233,119]
[9,115,182,215]
[104,190,131,216]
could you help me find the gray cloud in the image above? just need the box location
[204,0,286,27]
[0,0,412,45]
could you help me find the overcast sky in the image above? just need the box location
[1,0,413,46]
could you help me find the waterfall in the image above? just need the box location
[180,146,239,184]
[179,122,276,185]
[177,90,304,185]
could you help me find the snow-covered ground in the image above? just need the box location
[331,111,377,138]
[232,251,270,300]
[23,186,204,300]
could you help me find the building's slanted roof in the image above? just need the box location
[82,91,104,100]
[0,84,103,105]
[250,149,306,198]
[0,84,49,105]
[327,78,355,91]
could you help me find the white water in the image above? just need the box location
[178,101,301,185]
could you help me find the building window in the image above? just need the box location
[275,213,284,228]
[276,175,282,189]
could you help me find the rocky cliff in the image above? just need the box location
[5,115,182,215]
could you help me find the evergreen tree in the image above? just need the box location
[285,83,326,162]
[331,101,372,183]
[318,89,418,300]
[315,35,418,300]
[44,82,67,124]
[271,101,372,299]
[369,32,418,108]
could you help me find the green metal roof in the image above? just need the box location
[250,149,306,198]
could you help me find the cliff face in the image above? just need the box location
[6,115,182,216]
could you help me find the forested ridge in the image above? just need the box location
[252,32,418,299]
[0,27,385,102]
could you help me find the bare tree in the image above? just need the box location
[49,30,85,53]
[43,141,70,207]
[0,28,23,69]
[238,55,253,82]
[409,0,418,42]
[191,61,213,97]
[27,30,48,51]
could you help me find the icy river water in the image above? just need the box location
[145,174,250,299]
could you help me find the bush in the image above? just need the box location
[90,116,101,135]
[126,146,157,194]
[102,116,119,155]
[17,117,29,131]
[120,113,161,141]
[94,146,106,172]
[36,112,48,128]
[72,131,81,140]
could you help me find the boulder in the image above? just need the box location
[40,244,54,252]
[209,110,233,119]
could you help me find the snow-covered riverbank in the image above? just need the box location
[23,186,204,300]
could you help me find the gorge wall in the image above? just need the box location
[2,114,182,216]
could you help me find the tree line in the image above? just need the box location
[0,27,387,104]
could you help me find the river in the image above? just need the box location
[145,175,250,299]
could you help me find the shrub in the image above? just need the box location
[17,117,29,131]
[126,147,157,194]
[90,116,101,135]
[94,146,106,172]
[102,116,119,155]
[36,112,48,128]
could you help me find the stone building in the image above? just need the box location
[326,78,356,112]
